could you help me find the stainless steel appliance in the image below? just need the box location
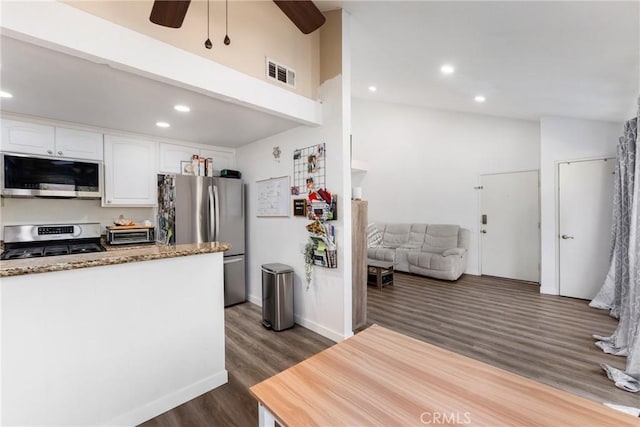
[106,226,155,245]
[1,153,102,199]
[1,223,105,260]
[157,175,245,307]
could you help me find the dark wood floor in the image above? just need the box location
[140,302,334,427]
[367,272,638,407]
[142,273,635,426]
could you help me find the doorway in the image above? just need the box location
[558,158,615,300]
[480,171,540,282]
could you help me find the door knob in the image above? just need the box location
[58,151,63,156]
[480,229,487,234]
[561,234,574,240]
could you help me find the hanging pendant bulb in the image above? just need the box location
[224,0,231,45]
[204,0,213,49]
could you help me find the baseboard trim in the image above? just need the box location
[248,293,262,307]
[107,370,228,426]
[294,315,344,343]
[247,295,344,343]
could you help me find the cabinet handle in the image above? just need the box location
[58,151,63,156]
[107,200,112,204]
[47,150,53,155]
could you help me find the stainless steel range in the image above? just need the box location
[1,223,105,260]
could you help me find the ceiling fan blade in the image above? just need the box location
[150,0,191,28]
[273,1,326,34]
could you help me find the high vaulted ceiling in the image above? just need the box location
[323,0,639,122]
[1,1,638,148]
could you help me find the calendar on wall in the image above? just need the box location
[256,176,290,217]
[292,143,325,195]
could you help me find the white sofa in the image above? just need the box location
[368,223,470,281]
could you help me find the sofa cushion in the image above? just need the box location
[408,224,428,246]
[422,224,460,253]
[367,223,383,248]
[380,224,411,248]
[367,247,395,262]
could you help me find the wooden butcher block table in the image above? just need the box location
[250,325,637,427]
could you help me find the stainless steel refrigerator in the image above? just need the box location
[157,174,245,307]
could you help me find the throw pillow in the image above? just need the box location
[367,223,383,248]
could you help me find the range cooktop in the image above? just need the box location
[1,223,105,260]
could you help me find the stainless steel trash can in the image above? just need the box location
[261,263,294,331]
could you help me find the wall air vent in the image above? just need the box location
[266,57,296,88]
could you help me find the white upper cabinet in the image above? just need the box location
[1,120,55,156]
[200,148,235,173]
[158,143,197,174]
[159,143,235,175]
[55,127,104,161]
[1,120,103,161]
[103,135,158,207]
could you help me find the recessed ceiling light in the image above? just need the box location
[440,64,455,75]
[0,91,13,98]
[474,95,486,103]
[174,104,191,112]
[156,122,171,128]
[368,86,377,92]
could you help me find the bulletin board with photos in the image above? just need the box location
[292,143,325,195]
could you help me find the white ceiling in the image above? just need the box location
[1,1,637,145]
[322,0,639,122]
[0,36,301,148]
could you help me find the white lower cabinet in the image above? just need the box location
[103,135,158,206]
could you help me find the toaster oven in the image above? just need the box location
[106,226,155,245]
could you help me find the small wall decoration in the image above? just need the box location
[273,146,281,161]
[293,198,307,217]
[293,143,325,195]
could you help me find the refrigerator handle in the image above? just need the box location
[208,185,215,242]
[213,185,220,241]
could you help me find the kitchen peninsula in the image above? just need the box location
[1,242,231,426]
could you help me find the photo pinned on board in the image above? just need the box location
[307,155,317,173]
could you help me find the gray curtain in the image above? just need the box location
[590,98,640,393]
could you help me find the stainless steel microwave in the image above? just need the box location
[1,152,103,199]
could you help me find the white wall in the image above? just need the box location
[236,75,351,342]
[352,99,540,275]
[539,116,621,294]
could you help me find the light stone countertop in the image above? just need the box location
[0,242,231,278]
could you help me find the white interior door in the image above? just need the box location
[481,171,540,282]
[559,158,615,299]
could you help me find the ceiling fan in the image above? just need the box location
[150,0,326,34]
